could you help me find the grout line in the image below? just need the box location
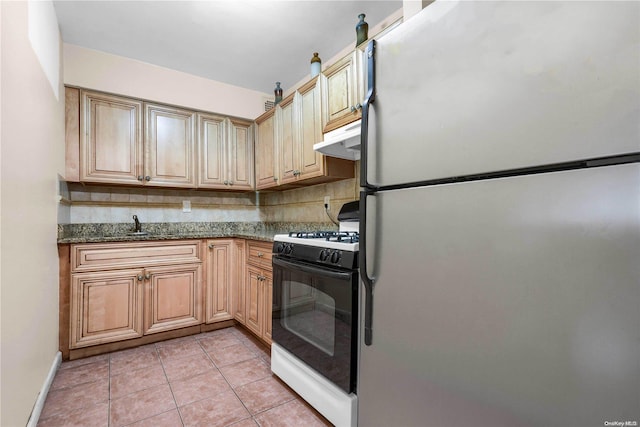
[155,342,186,427]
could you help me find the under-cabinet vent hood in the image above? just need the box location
[313,120,361,160]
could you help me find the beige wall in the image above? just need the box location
[64,44,271,120]
[1,2,65,425]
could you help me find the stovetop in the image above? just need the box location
[273,229,359,269]
[274,231,359,251]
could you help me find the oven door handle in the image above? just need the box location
[272,257,354,281]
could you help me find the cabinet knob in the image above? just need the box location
[137,176,144,181]
[229,181,234,185]
[224,180,229,185]
[208,243,214,249]
[145,273,151,280]
[257,252,264,258]
[145,176,151,181]
[350,103,362,113]
[137,274,144,281]
[273,177,278,182]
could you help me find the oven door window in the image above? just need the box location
[272,256,357,393]
[282,275,336,356]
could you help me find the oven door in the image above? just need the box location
[272,255,358,394]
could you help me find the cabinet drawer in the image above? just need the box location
[71,241,201,272]
[246,242,273,269]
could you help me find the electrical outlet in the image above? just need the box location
[182,200,191,213]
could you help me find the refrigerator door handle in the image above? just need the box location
[360,40,377,191]
[360,191,376,346]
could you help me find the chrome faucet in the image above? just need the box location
[133,215,142,233]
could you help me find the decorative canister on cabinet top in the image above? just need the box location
[356,13,368,46]
[310,52,322,78]
[274,82,283,105]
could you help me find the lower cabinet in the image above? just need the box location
[68,241,202,349]
[70,269,145,348]
[233,240,247,325]
[144,264,202,335]
[243,241,273,344]
[205,239,233,323]
[64,238,273,354]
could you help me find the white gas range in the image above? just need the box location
[270,202,360,427]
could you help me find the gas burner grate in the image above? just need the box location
[288,231,336,239]
[287,230,359,243]
[326,231,359,244]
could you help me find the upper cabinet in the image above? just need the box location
[227,118,255,190]
[67,88,255,190]
[77,90,196,187]
[270,76,354,187]
[198,114,255,190]
[322,50,364,133]
[277,93,298,185]
[80,90,144,185]
[145,103,197,188]
[254,108,279,190]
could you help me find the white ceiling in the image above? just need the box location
[53,0,402,94]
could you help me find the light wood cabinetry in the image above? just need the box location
[275,77,354,186]
[198,114,254,190]
[145,103,197,188]
[243,241,273,344]
[254,108,279,190]
[233,240,247,324]
[70,269,144,348]
[227,118,255,190]
[322,50,364,133]
[68,241,202,349]
[65,87,81,182]
[66,87,255,190]
[278,94,298,185]
[79,90,144,185]
[144,263,202,334]
[297,77,325,179]
[204,239,238,324]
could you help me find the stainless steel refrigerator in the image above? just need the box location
[357,2,640,426]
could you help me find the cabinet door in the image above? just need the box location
[198,113,227,189]
[145,103,197,188]
[277,94,299,184]
[245,264,263,337]
[205,240,233,323]
[70,269,144,348]
[298,77,325,179]
[233,240,247,324]
[80,91,143,184]
[228,118,255,190]
[322,51,362,133]
[263,271,273,345]
[255,109,279,189]
[144,263,202,334]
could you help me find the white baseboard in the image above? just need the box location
[27,351,61,427]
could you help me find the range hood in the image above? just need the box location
[313,120,361,160]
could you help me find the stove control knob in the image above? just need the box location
[275,243,285,253]
[331,251,341,264]
[320,249,330,261]
[284,244,293,255]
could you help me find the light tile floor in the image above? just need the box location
[38,326,332,427]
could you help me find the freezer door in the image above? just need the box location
[358,163,640,426]
[367,1,640,186]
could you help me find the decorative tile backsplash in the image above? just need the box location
[61,163,359,225]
